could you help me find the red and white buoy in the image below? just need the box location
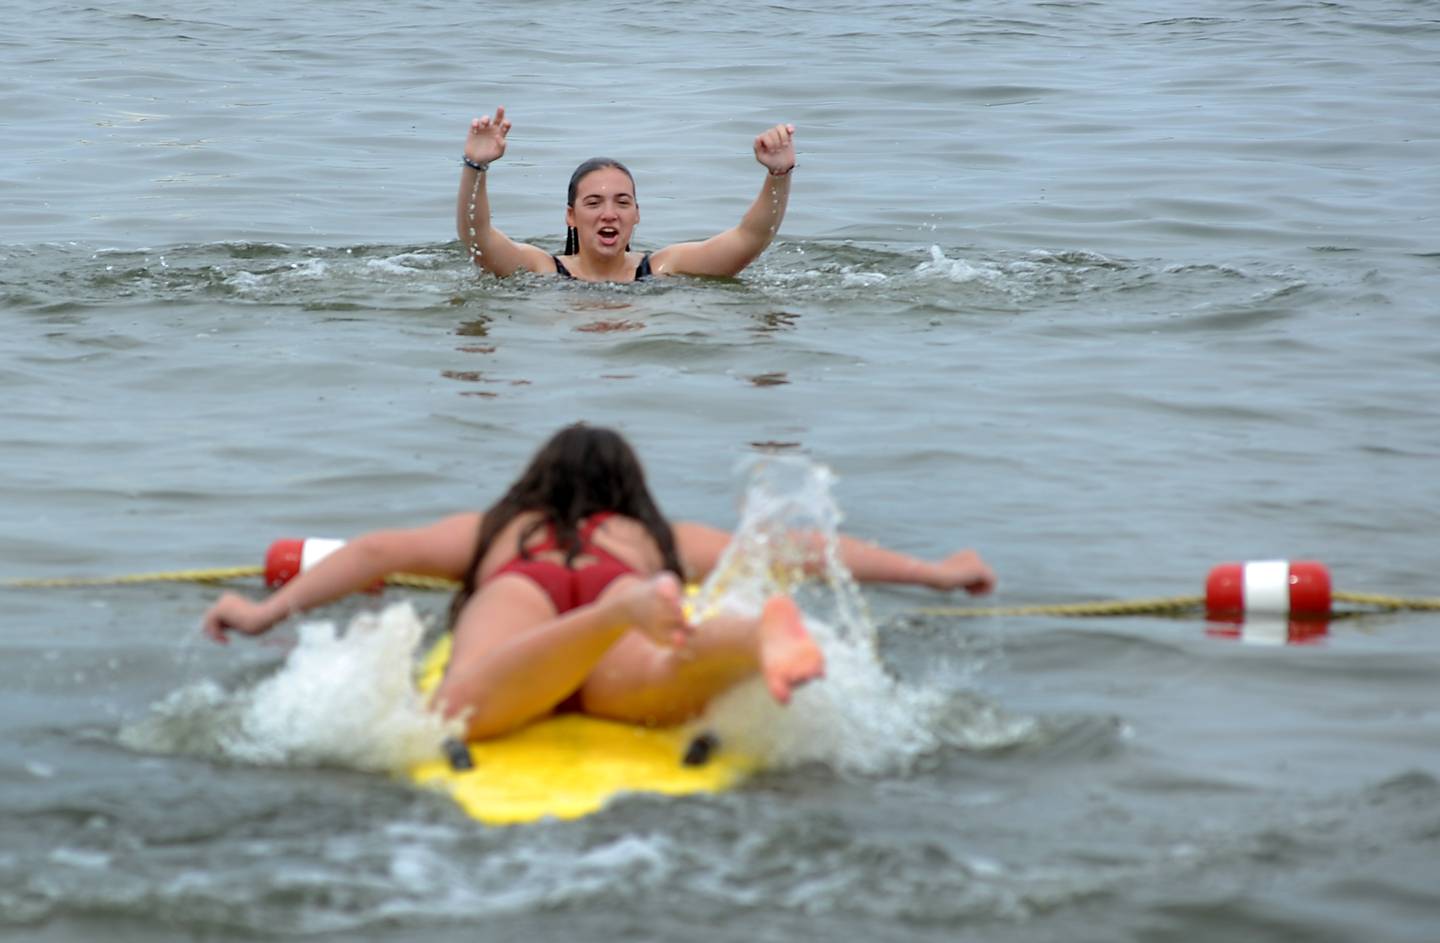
[264,538,344,588]
[1204,559,1331,619]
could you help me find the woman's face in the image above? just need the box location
[566,167,639,257]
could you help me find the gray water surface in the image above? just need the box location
[3,1,1439,940]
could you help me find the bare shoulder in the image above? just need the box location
[596,513,649,539]
[516,241,561,274]
[592,514,666,572]
[648,241,703,276]
[672,521,733,579]
[672,520,722,542]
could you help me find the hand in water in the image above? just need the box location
[466,106,512,166]
[201,592,277,644]
[930,550,998,595]
[753,123,796,175]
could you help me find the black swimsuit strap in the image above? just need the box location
[552,254,651,281]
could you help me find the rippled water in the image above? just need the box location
[4,1,1439,940]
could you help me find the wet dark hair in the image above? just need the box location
[448,423,681,628]
[564,158,636,256]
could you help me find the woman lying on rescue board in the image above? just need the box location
[456,106,796,282]
[202,424,996,741]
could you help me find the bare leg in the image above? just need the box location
[435,573,688,740]
[578,593,825,725]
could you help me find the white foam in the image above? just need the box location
[690,455,959,776]
[914,244,1002,283]
[121,603,456,773]
[365,252,442,274]
[221,602,456,772]
[840,268,889,287]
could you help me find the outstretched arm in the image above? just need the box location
[673,521,997,595]
[201,513,482,643]
[828,540,996,594]
[650,123,797,278]
[455,106,556,277]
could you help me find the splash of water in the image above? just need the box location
[914,244,1004,284]
[692,455,962,776]
[124,456,1024,778]
[121,603,456,772]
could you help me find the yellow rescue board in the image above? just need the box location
[406,635,755,826]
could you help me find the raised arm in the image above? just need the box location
[455,106,556,277]
[201,512,482,643]
[650,123,797,278]
[673,520,996,594]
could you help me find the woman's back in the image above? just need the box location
[475,510,665,583]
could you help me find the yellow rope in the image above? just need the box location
[6,568,1440,616]
[4,566,266,588]
[2,566,459,591]
[908,595,1206,619]
[384,573,461,591]
[916,591,1440,619]
[1332,590,1440,612]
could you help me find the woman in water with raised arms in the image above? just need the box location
[456,107,797,282]
[203,425,996,741]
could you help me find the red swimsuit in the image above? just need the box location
[486,512,637,613]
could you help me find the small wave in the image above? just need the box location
[120,603,456,773]
[914,244,1009,284]
[223,257,329,294]
[364,251,448,275]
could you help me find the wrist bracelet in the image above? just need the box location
[768,164,795,177]
[462,156,490,173]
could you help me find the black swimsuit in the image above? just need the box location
[552,253,653,281]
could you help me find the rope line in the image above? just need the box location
[4,566,265,588]
[908,595,1206,619]
[6,569,1440,615]
[1332,590,1440,612]
[2,567,459,591]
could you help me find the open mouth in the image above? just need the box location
[597,226,621,246]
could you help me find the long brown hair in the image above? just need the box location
[448,423,681,627]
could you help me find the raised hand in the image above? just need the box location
[753,123,796,175]
[465,106,512,167]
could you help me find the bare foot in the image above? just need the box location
[757,595,825,704]
[618,572,691,648]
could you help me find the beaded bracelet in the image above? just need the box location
[768,164,795,177]
[462,156,490,173]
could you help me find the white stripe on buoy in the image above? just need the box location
[1241,560,1291,614]
[300,538,344,572]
